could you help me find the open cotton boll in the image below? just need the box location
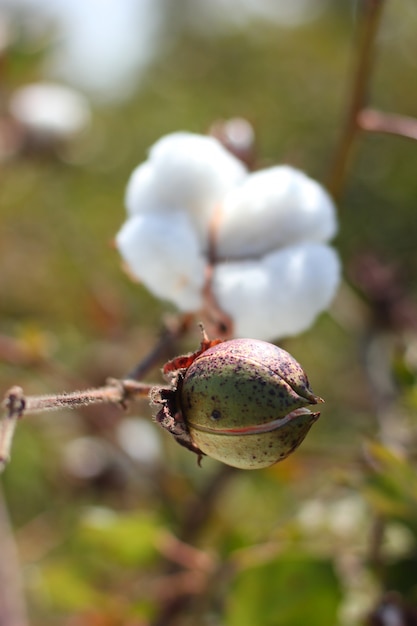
[212,242,340,340]
[216,166,337,259]
[9,82,91,139]
[116,212,205,311]
[125,132,247,245]
[125,162,161,216]
[212,260,272,339]
[263,243,340,334]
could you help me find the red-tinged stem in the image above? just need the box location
[358,108,417,141]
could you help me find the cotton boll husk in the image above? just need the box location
[116,212,205,311]
[212,242,341,340]
[216,166,337,259]
[125,132,247,245]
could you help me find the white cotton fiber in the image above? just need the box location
[212,242,340,340]
[116,211,206,311]
[124,132,247,245]
[216,166,337,259]
[125,163,160,215]
[9,82,91,138]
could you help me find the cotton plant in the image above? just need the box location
[116,131,340,341]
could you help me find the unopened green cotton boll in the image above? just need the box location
[179,338,322,469]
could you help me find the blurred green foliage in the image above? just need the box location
[2,1,417,625]
[227,554,342,626]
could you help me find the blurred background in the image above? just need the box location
[1,1,417,624]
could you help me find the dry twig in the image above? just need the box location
[0,379,156,472]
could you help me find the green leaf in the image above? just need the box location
[363,442,417,523]
[384,554,417,601]
[226,553,342,626]
[37,562,102,611]
[76,507,160,568]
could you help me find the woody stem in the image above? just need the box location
[0,379,160,471]
[328,0,385,200]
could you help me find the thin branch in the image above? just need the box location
[0,486,29,626]
[328,0,386,200]
[200,203,234,340]
[180,464,237,543]
[150,464,237,626]
[126,315,193,380]
[358,108,417,141]
[156,530,215,573]
[368,515,386,580]
[0,379,157,472]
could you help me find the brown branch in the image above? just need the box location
[150,464,237,626]
[358,108,417,141]
[126,314,194,380]
[180,464,237,543]
[199,204,234,340]
[0,379,158,472]
[328,0,386,200]
[156,530,215,572]
[201,263,234,341]
[0,486,29,626]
